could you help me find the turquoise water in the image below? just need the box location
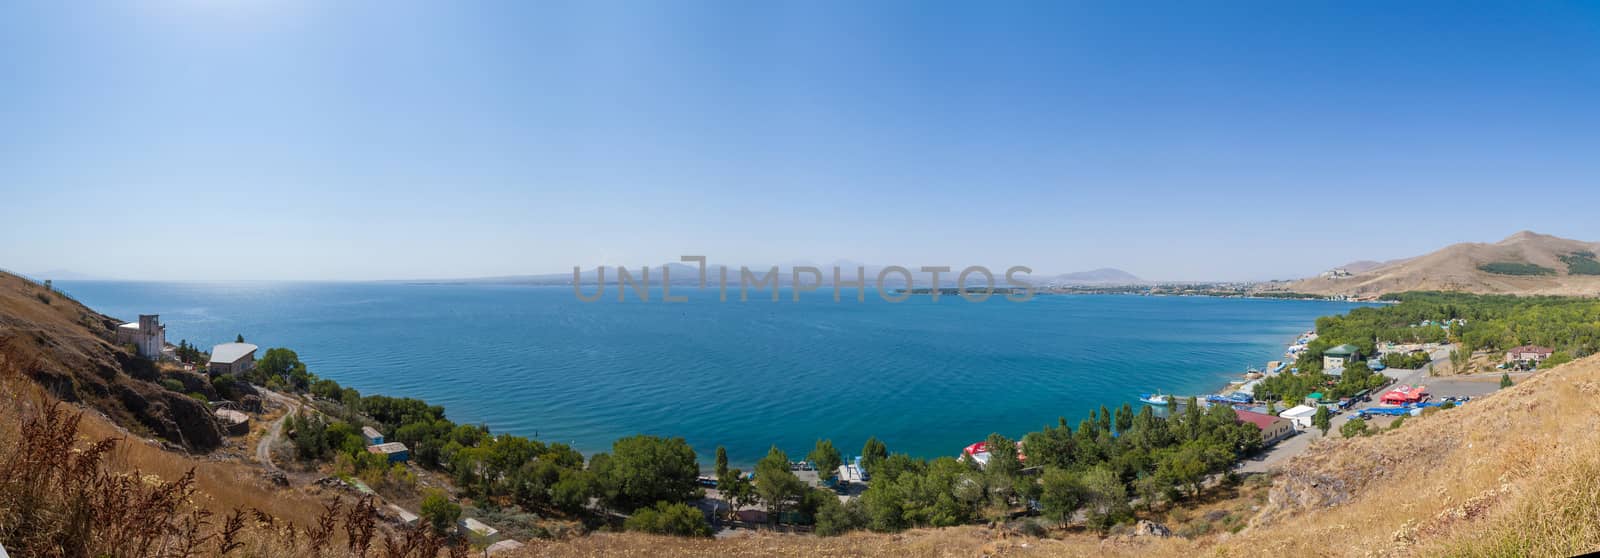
[56,281,1365,466]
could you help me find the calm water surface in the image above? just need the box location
[58,281,1365,466]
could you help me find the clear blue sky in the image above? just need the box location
[3,1,1598,281]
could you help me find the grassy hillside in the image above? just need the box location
[0,271,225,450]
[1280,231,1600,297]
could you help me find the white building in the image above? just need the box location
[115,315,167,359]
[208,342,259,376]
[1279,405,1319,429]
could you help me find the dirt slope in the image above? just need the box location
[1282,231,1600,297]
[0,271,225,450]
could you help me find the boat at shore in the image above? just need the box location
[1138,392,1171,406]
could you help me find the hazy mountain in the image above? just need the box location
[1281,231,1600,297]
[1038,268,1144,285]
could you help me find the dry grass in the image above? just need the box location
[0,364,467,558]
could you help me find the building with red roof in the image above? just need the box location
[1380,385,1428,405]
[1505,345,1554,363]
[1234,409,1294,446]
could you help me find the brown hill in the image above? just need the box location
[1281,231,1600,297]
[0,271,225,451]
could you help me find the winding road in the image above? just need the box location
[256,390,302,473]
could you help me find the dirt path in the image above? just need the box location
[256,390,301,472]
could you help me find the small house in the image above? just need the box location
[1234,410,1295,446]
[361,426,384,445]
[366,442,410,463]
[207,343,259,376]
[1279,405,1318,429]
[1323,344,1361,370]
[1504,345,1554,363]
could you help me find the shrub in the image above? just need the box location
[419,489,462,534]
[623,501,711,537]
[160,378,186,392]
[1477,262,1556,276]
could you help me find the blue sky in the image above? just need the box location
[3,1,1598,281]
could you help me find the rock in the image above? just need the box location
[1132,520,1172,538]
[265,470,289,487]
[239,395,264,413]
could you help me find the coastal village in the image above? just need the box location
[93,302,1543,553]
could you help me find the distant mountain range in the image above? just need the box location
[436,264,1145,288]
[1278,231,1600,297]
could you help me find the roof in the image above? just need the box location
[1507,345,1554,355]
[119,322,142,329]
[486,540,525,556]
[1279,405,1318,418]
[459,517,499,537]
[362,426,383,439]
[1324,344,1360,357]
[366,442,409,454]
[209,343,259,364]
[385,504,418,524]
[1234,409,1288,430]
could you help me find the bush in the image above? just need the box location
[623,501,711,537]
[419,489,462,534]
[160,378,185,392]
[1477,262,1556,276]
[1340,418,1369,438]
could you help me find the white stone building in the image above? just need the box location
[115,315,167,359]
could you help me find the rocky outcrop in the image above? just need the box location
[1133,520,1172,538]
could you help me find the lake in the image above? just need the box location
[56,281,1365,467]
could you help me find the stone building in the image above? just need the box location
[115,314,167,359]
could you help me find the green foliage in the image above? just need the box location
[714,446,729,480]
[806,439,843,481]
[419,489,461,534]
[623,501,711,537]
[1312,406,1332,436]
[1477,262,1556,276]
[1542,351,1575,369]
[1381,351,1432,369]
[1560,252,1600,275]
[860,437,888,478]
[251,348,313,391]
[159,378,185,393]
[235,334,245,343]
[1389,416,1405,430]
[1340,418,1369,438]
[1501,372,1514,389]
[592,435,700,513]
[1038,468,1082,527]
[1079,466,1132,532]
[754,446,807,525]
[813,492,865,536]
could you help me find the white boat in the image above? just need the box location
[1138,392,1170,406]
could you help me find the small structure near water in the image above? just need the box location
[362,426,384,445]
[116,314,168,359]
[208,343,259,376]
[215,409,251,436]
[366,442,410,463]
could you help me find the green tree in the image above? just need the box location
[715,446,729,479]
[807,439,843,481]
[1500,372,1514,389]
[1312,405,1332,436]
[592,435,700,512]
[754,446,807,526]
[623,501,712,537]
[813,492,863,536]
[860,437,888,477]
[235,333,245,343]
[1340,417,1369,438]
[1037,468,1082,527]
[419,489,461,534]
[254,347,313,391]
[1079,466,1131,532]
